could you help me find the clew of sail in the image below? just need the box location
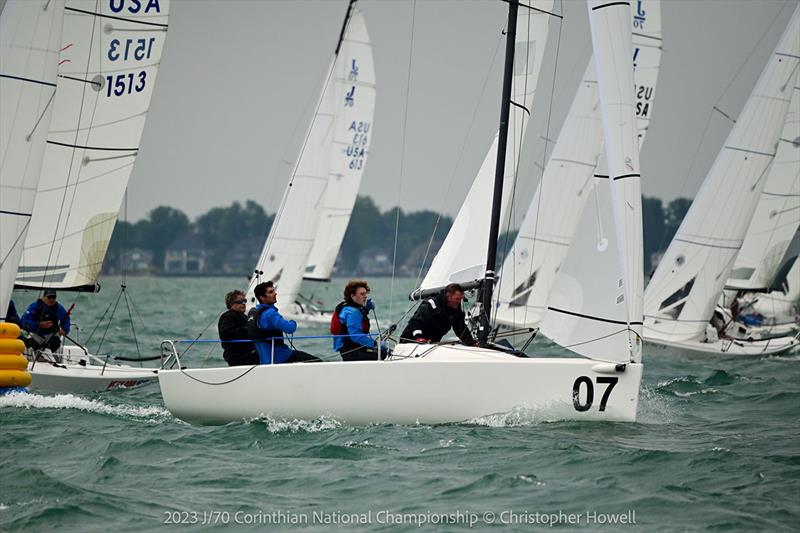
[726,84,800,292]
[540,0,644,364]
[247,2,372,306]
[303,6,376,282]
[416,1,554,294]
[0,0,65,313]
[15,0,170,292]
[495,0,660,328]
[643,5,800,343]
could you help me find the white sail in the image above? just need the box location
[247,3,374,305]
[540,0,644,364]
[644,5,800,343]
[16,0,170,291]
[418,1,553,292]
[727,84,800,291]
[303,8,375,282]
[495,0,660,328]
[0,0,65,313]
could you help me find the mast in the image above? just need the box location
[478,0,519,346]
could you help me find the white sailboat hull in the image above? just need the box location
[158,344,642,425]
[645,335,799,358]
[26,346,158,393]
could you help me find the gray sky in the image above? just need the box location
[125,0,797,224]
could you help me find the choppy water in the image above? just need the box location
[2,276,799,531]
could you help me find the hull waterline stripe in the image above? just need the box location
[47,140,138,152]
[0,74,57,88]
[549,306,643,326]
[591,1,630,11]
[65,7,169,28]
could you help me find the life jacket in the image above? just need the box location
[331,301,370,340]
[246,305,285,347]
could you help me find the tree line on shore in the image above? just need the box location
[105,195,691,275]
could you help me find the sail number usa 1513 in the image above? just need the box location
[103,0,163,98]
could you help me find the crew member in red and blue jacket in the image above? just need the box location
[247,281,320,365]
[332,279,389,361]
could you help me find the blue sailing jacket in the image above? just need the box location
[253,304,296,364]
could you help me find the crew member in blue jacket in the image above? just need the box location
[21,289,70,352]
[333,279,389,361]
[247,281,320,365]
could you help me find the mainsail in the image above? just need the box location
[643,5,800,343]
[247,1,375,305]
[0,0,65,313]
[303,6,375,282]
[495,0,661,328]
[539,0,644,364]
[726,84,800,292]
[15,0,170,291]
[416,1,554,294]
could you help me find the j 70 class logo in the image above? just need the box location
[633,0,646,29]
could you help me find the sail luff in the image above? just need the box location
[0,0,65,312]
[584,0,643,362]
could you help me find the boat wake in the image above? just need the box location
[0,391,171,423]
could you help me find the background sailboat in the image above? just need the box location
[246,0,376,323]
[643,4,800,357]
[14,0,171,391]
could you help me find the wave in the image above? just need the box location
[247,414,343,433]
[0,391,171,422]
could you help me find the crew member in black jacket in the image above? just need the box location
[400,283,476,345]
[218,290,258,366]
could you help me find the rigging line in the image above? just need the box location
[25,89,57,141]
[657,1,790,256]
[64,7,168,28]
[0,219,32,268]
[413,30,506,293]
[390,0,416,320]
[95,287,125,355]
[122,289,142,360]
[517,0,564,331]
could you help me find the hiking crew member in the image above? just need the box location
[21,289,71,352]
[400,283,475,345]
[332,279,389,361]
[218,289,258,366]
[248,281,320,364]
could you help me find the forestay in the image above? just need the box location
[727,84,800,292]
[16,0,170,292]
[304,7,376,282]
[417,1,554,293]
[495,0,660,328]
[248,3,373,305]
[644,5,800,343]
[0,0,64,313]
[539,0,644,364]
